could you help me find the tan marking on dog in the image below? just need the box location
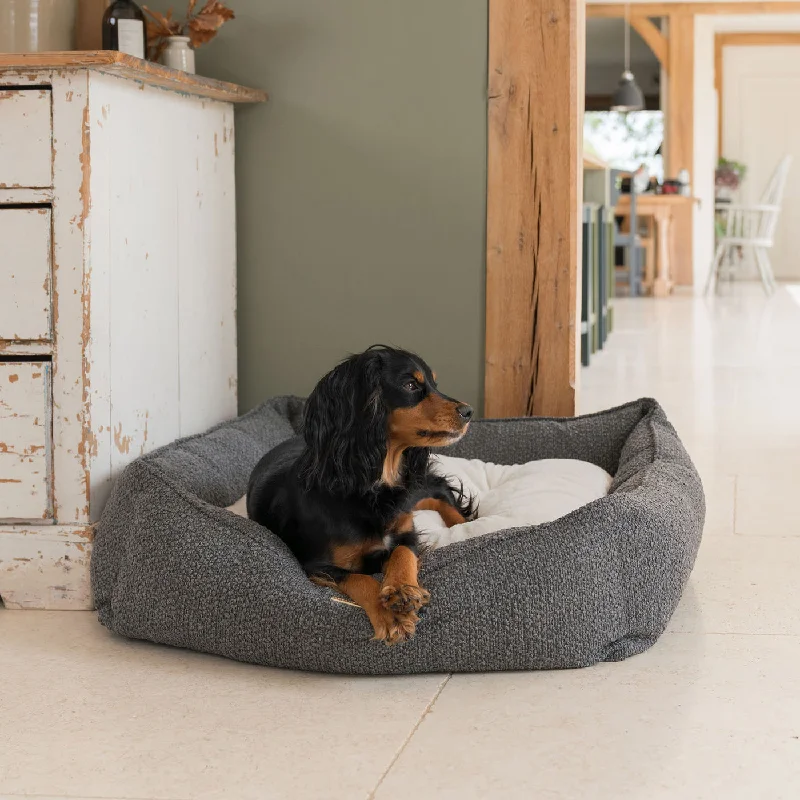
[330,539,385,572]
[389,511,415,534]
[413,498,467,528]
[381,443,406,486]
[388,394,468,448]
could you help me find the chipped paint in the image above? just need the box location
[77,101,91,231]
[0,208,52,340]
[77,93,93,513]
[138,411,150,456]
[2,65,246,602]
[113,423,132,454]
[0,362,51,519]
[86,429,98,457]
[0,87,52,188]
[0,527,93,609]
[47,72,91,526]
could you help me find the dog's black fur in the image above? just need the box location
[246,346,475,584]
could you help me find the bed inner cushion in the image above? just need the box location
[415,455,612,548]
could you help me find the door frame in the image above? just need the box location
[484,0,585,418]
[715,32,800,157]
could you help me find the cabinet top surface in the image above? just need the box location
[0,51,267,104]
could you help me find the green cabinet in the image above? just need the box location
[581,204,614,368]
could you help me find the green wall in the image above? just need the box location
[187,1,488,411]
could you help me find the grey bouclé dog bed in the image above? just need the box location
[91,396,704,674]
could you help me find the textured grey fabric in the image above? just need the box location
[91,397,704,674]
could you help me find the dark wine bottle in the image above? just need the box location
[102,0,147,60]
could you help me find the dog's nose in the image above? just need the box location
[457,404,473,421]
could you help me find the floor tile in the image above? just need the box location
[702,474,736,535]
[0,611,444,800]
[736,475,800,536]
[374,634,800,800]
[668,535,800,635]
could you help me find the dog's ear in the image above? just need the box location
[300,349,387,494]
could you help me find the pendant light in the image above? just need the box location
[610,3,645,112]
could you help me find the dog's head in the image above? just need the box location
[300,345,473,495]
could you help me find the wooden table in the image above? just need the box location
[616,194,698,295]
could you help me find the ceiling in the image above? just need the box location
[586,18,661,68]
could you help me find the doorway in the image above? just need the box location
[716,33,800,281]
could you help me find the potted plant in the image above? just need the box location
[715,157,747,201]
[143,0,234,74]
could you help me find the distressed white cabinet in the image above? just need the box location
[0,53,265,609]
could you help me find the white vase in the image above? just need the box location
[161,36,196,74]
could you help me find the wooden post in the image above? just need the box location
[485,0,585,418]
[666,13,694,179]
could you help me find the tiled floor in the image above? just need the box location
[2,284,799,800]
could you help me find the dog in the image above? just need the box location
[246,345,475,644]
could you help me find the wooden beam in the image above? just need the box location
[717,31,800,45]
[587,2,800,17]
[630,17,669,69]
[485,0,584,418]
[715,32,724,158]
[666,14,694,179]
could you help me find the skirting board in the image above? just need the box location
[0,526,93,610]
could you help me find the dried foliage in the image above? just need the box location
[143,1,235,62]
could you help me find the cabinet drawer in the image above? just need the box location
[0,361,51,521]
[0,88,52,188]
[0,207,52,341]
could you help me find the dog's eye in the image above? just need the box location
[403,381,419,392]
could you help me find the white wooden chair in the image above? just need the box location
[705,155,793,295]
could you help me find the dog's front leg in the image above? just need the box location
[332,573,418,645]
[379,544,430,620]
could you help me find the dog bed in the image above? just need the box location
[91,396,704,675]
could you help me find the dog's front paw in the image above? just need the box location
[371,608,419,645]
[380,583,430,615]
